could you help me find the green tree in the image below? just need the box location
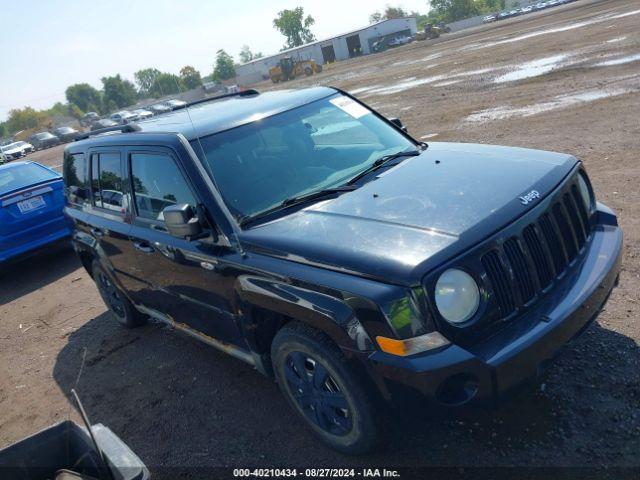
[68,103,84,119]
[134,68,162,96]
[0,123,8,139]
[383,6,408,19]
[150,73,183,97]
[101,75,137,111]
[213,49,236,81]
[410,10,430,30]
[370,5,408,23]
[65,83,102,113]
[369,11,382,23]
[5,107,45,133]
[179,66,203,90]
[427,0,488,23]
[273,7,316,50]
[238,45,263,63]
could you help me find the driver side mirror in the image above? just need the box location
[389,117,408,133]
[163,204,202,239]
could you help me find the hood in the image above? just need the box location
[240,142,578,285]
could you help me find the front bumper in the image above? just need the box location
[367,207,622,406]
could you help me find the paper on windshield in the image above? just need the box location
[330,97,371,119]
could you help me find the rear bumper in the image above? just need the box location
[0,218,71,262]
[367,210,622,406]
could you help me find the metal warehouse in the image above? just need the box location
[235,17,418,85]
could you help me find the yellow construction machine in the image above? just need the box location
[269,57,323,83]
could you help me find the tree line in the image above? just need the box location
[0,48,245,137]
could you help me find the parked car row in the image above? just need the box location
[0,141,34,161]
[0,126,82,162]
[81,99,187,133]
[483,0,577,22]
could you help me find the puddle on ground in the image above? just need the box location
[606,36,627,43]
[594,53,640,67]
[367,76,447,95]
[364,66,500,95]
[465,88,634,123]
[349,85,384,95]
[420,133,439,139]
[495,54,570,83]
[433,79,463,87]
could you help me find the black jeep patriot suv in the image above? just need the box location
[63,87,622,454]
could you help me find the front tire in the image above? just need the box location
[272,323,380,454]
[92,260,147,328]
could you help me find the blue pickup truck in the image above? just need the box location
[0,161,71,264]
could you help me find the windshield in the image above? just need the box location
[0,163,59,195]
[192,93,415,221]
[35,133,52,139]
[0,144,18,152]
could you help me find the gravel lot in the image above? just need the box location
[1,0,639,476]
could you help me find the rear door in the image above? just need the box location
[85,150,136,286]
[125,147,242,344]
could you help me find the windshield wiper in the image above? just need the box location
[281,185,358,207]
[239,185,358,227]
[346,149,421,186]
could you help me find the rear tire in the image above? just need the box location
[92,260,147,328]
[272,323,380,454]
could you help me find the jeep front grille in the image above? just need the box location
[481,177,593,322]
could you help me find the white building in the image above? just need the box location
[235,17,418,85]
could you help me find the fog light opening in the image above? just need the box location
[436,373,479,406]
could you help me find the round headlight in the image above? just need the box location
[577,173,593,213]
[435,269,480,324]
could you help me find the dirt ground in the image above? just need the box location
[1,0,639,476]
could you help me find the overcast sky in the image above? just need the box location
[0,0,429,121]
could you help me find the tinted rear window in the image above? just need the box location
[64,153,90,205]
[0,164,59,195]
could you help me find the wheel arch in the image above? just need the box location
[234,275,359,360]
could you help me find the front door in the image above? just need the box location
[124,148,242,345]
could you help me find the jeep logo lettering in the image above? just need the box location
[519,190,540,205]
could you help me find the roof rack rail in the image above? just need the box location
[74,123,141,141]
[185,89,260,108]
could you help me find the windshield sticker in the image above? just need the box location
[330,97,371,119]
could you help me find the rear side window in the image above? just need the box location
[91,153,123,211]
[64,153,89,205]
[130,153,196,222]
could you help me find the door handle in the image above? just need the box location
[133,241,155,254]
[91,228,104,238]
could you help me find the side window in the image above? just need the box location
[63,153,90,206]
[91,153,123,211]
[130,153,196,222]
